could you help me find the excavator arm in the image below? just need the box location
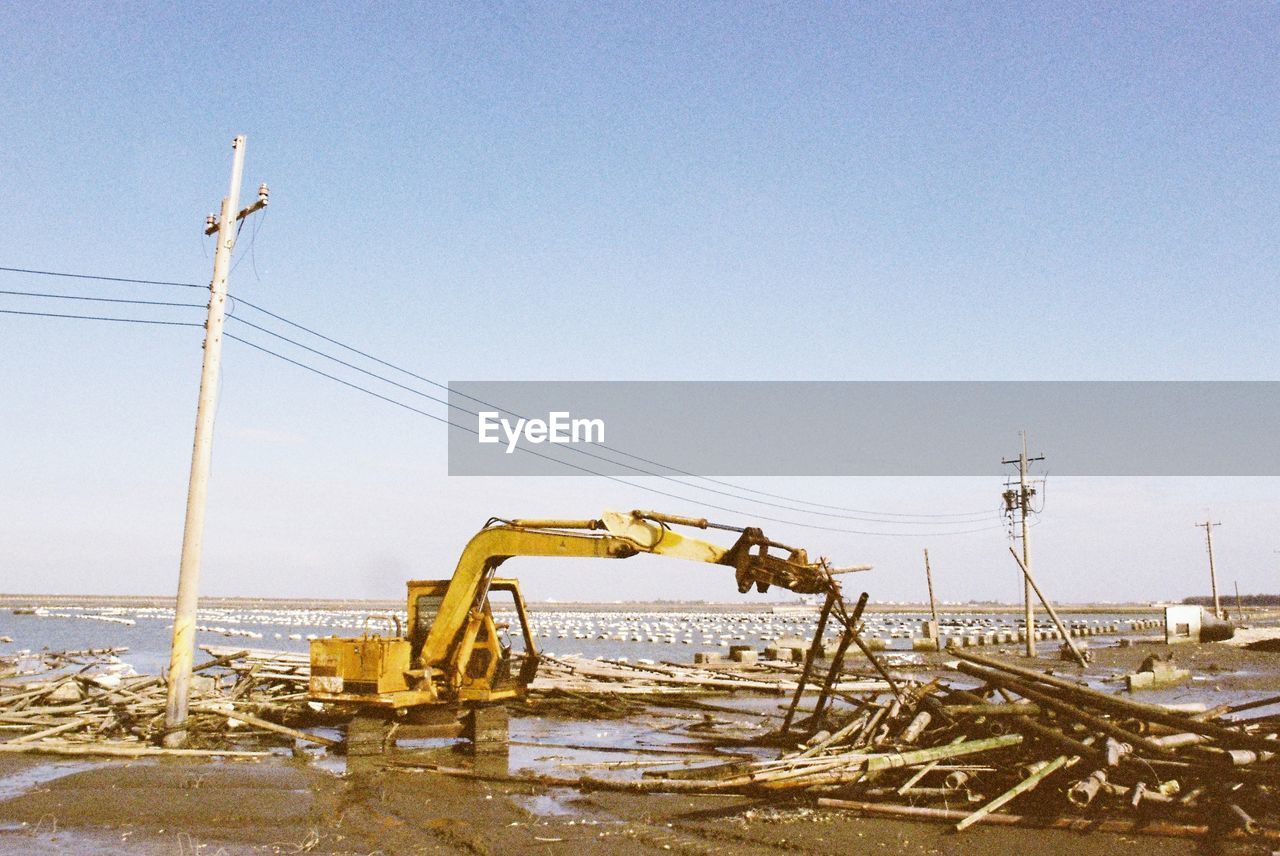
[417,509,856,690]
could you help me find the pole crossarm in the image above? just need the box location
[204,186,269,235]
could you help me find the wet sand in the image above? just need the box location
[0,753,1253,855]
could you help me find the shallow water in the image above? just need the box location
[0,760,137,803]
[0,603,1158,677]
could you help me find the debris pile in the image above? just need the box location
[618,648,1280,841]
[0,647,330,757]
[529,653,892,696]
[1,646,130,679]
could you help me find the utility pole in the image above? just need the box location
[163,136,267,747]
[923,548,940,651]
[1002,432,1044,657]
[1194,520,1221,620]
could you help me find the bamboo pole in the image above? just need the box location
[815,798,1280,841]
[896,734,966,794]
[953,661,1175,758]
[956,735,1094,830]
[758,734,1023,791]
[953,650,1280,754]
[943,703,1041,717]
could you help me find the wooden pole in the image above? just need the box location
[780,589,836,735]
[1195,520,1222,619]
[1007,548,1087,667]
[923,549,940,651]
[810,592,869,723]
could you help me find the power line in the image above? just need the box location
[0,300,1007,538]
[224,330,1008,539]
[231,295,1000,523]
[0,264,1003,524]
[224,311,998,527]
[0,266,205,289]
[0,289,204,309]
[0,308,201,327]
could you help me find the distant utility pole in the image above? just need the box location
[1194,519,1222,620]
[163,136,268,747]
[923,548,940,651]
[1002,432,1044,658]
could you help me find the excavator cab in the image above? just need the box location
[309,577,537,711]
[405,577,538,701]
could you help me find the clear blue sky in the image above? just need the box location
[1,3,1276,602]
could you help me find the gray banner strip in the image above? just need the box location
[446,381,1280,476]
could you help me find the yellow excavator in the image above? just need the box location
[309,510,857,757]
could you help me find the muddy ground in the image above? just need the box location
[0,754,1266,856]
[0,638,1277,855]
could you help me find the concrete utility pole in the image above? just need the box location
[923,548,940,651]
[164,136,267,747]
[1194,520,1222,620]
[1002,432,1044,658]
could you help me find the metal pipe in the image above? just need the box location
[509,519,602,530]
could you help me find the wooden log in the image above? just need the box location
[1225,693,1280,716]
[810,595,866,722]
[899,710,932,744]
[0,677,76,708]
[193,649,251,672]
[793,707,874,759]
[942,704,1041,717]
[192,705,338,747]
[1008,548,1087,666]
[389,761,755,793]
[0,741,269,758]
[8,717,91,744]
